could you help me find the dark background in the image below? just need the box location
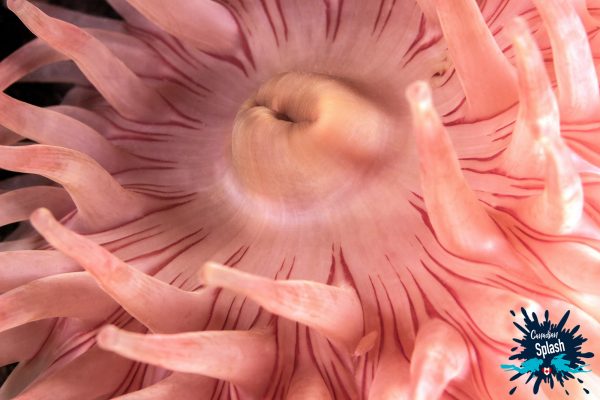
[0,0,120,386]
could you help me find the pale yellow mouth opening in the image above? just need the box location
[230,72,394,206]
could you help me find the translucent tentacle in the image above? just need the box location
[533,0,600,120]
[200,262,364,350]
[8,0,171,122]
[98,326,276,396]
[501,18,560,177]
[0,93,128,171]
[0,145,146,231]
[433,0,518,118]
[406,81,513,262]
[0,187,73,228]
[0,272,115,333]
[32,1,126,32]
[30,208,211,334]
[0,38,65,91]
[517,138,584,234]
[0,250,79,293]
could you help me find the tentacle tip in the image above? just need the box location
[405,80,432,108]
[198,261,225,285]
[406,81,439,131]
[507,17,538,57]
[7,0,25,13]
[506,16,530,38]
[406,80,441,140]
[539,136,555,155]
[29,207,55,229]
[96,324,120,349]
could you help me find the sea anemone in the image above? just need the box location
[1,0,599,398]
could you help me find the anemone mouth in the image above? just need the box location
[230,71,398,208]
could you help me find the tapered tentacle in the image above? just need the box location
[0,145,146,231]
[97,325,276,396]
[122,0,240,55]
[0,38,65,91]
[7,0,170,122]
[0,272,115,333]
[406,81,513,262]
[409,319,468,400]
[433,0,518,118]
[32,1,126,32]
[499,19,585,234]
[517,138,584,234]
[0,187,73,228]
[0,250,79,293]
[501,18,560,177]
[533,0,600,121]
[0,93,128,172]
[30,208,211,334]
[200,262,364,350]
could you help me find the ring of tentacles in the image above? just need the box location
[1,0,600,399]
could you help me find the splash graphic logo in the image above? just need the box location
[501,308,595,396]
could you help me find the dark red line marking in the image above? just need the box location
[260,0,280,46]
[332,0,344,41]
[125,227,206,265]
[109,361,139,398]
[368,275,385,358]
[459,147,506,162]
[380,0,399,35]
[275,0,289,41]
[379,275,408,359]
[306,328,336,398]
[330,360,353,400]
[372,0,386,34]
[323,0,332,38]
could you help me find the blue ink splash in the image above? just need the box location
[501,308,595,395]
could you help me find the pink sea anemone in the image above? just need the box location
[1,0,600,398]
